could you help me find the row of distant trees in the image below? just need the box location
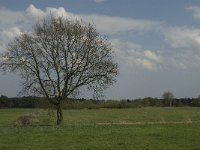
[1,94,200,109]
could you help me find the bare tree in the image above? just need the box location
[0,16,119,125]
[162,91,174,107]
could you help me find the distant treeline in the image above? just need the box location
[0,95,200,109]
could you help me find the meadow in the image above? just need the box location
[0,107,200,150]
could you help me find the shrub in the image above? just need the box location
[15,112,39,126]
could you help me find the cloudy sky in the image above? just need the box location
[1,0,200,99]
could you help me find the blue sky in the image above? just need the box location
[1,0,200,99]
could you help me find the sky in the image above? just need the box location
[1,0,200,99]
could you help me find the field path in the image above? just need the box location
[96,120,200,125]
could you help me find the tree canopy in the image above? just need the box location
[162,91,174,107]
[0,15,119,125]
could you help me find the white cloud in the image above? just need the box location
[94,0,106,3]
[3,27,21,39]
[111,39,161,71]
[81,14,162,34]
[144,50,161,62]
[26,5,162,34]
[0,4,80,52]
[186,6,200,20]
[0,4,160,46]
[0,27,21,52]
[1,4,200,72]
[26,4,45,19]
[0,6,24,24]
[111,36,200,71]
[25,4,79,20]
[0,4,162,71]
[163,27,200,48]
[136,58,157,71]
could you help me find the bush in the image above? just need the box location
[15,112,39,126]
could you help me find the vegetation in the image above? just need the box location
[0,108,200,150]
[0,95,199,109]
[0,11,199,150]
[0,15,118,125]
[162,91,174,107]
[1,124,200,150]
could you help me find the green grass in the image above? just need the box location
[62,107,200,124]
[0,107,200,150]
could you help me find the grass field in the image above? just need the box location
[0,107,200,150]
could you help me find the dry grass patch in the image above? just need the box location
[15,111,39,126]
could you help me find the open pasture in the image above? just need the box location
[0,107,200,150]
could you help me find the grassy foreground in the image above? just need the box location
[0,107,200,150]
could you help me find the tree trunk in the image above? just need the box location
[56,101,63,125]
[169,99,173,107]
